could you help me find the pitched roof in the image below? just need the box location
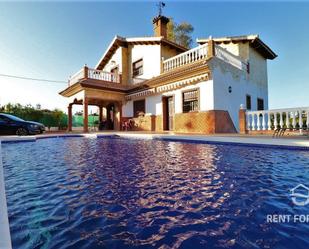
[196,35,277,60]
[95,35,188,70]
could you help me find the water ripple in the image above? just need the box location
[2,137,309,249]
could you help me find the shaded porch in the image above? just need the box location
[67,98,122,132]
[66,88,125,132]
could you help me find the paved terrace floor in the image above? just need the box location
[1,131,309,149]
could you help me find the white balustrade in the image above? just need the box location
[274,113,278,129]
[292,112,297,129]
[87,68,120,83]
[285,112,290,129]
[251,114,256,131]
[267,113,272,130]
[262,113,266,130]
[279,112,284,128]
[256,114,261,130]
[163,44,208,72]
[246,107,309,134]
[299,110,303,132]
[68,67,120,86]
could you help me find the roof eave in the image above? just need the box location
[95,36,188,71]
[251,37,277,60]
[196,35,277,60]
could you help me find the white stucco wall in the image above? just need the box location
[160,80,214,114]
[102,47,122,73]
[101,44,162,84]
[122,100,133,117]
[248,48,268,87]
[122,79,214,117]
[211,57,268,130]
[130,44,161,80]
[146,95,163,115]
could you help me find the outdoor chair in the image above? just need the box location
[122,119,134,131]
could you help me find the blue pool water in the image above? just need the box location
[2,137,309,249]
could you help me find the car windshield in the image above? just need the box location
[1,114,25,122]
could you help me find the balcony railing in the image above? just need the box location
[246,107,309,133]
[162,42,248,73]
[162,43,208,72]
[68,67,121,86]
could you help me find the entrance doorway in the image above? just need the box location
[163,96,174,131]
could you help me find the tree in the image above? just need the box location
[167,18,194,48]
[52,109,65,129]
[167,18,176,42]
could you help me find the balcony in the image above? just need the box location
[68,42,249,90]
[162,42,248,73]
[162,43,208,72]
[68,66,121,86]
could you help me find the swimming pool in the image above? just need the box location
[2,136,309,249]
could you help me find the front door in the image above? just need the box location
[167,97,174,130]
[163,96,174,131]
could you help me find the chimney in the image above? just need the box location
[152,15,169,39]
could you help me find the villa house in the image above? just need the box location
[59,15,277,133]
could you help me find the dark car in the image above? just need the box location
[0,113,45,136]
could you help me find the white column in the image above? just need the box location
[285,112,290,129]
[274,113,278,129]
[299,110,303,134]
[251,114,256,131]
[262,113,266,130]
[279,112,284,128]
[257,113,261,131]
[267,113,272,130]
[292,111,297,130]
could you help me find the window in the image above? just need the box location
[257,98,264,111]
[246,95,251,110]
[183,89,199,113]
[133,99,145,117]
[0,116,6,123]
[132,59,143,77]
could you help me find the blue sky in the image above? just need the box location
[0,1,309,112]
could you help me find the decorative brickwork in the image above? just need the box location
[174,110,236,134]
[122,115,156,131]
[122,110,236,134]
[213,111,237,133]
[155,115,163,132]
[238,108,247,134]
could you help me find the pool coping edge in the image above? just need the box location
[0,141,12,249]
[0,133,309,150]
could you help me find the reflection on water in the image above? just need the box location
[2,137,309,249]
